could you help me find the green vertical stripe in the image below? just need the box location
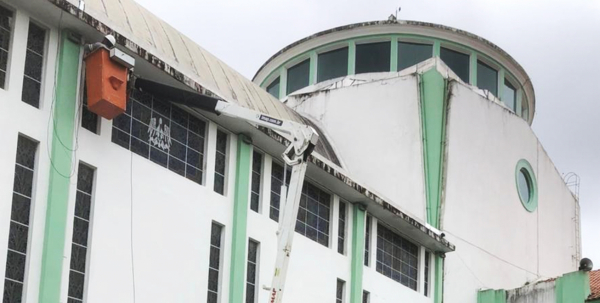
[39,30,81,302]
[228,134,252,303]
[419,69,447,229]
[349,205,365,303]
[309,51,317,85]
[390,37,398,72]
[434,256,445,303]
[477,289,506,303]
[470,53,477,86]
[348,41,356,75]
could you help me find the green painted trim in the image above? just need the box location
[477,289,507,303]
[390,37,398,72]
[433,40,441,57]
[38,30,81,303]
[309,51,317,85]
[433,256,445,303]
[497,69,505,100]
[278,68,287,101]
[349,205,365,303]
[470,52,477,86]
[515,159,538,212]
[419,69,447,228]
[348,40,356,75]
[555,271,591,303]
[228,134,253,303]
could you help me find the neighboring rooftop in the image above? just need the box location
[589,269,600,301]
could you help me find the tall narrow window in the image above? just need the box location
[214,130,228,195]
[477,60,498,96]
[4,136,38,302]
[337,201,346,255]
[207,223,223,303]
[250,151,262,213]
[364,215,371,266]
[112,89,207,184]
[502,79,517,112]
[424,251,431,296]
[362,290,370,303]
[336,279,345,303]
[22,22,46,108]
[355,42,390,74]
[246,240,259,303]
[397,41,432,71]
[317,47,348,82]
[81,83,99,134]
[68,163,95,302]
[0,5,13,89]
[269,162,290,222]
[440,47,469,83]
[266,77,280,99]
[286,59,310,95]
[296,182,331,247]
[376,223,419,290]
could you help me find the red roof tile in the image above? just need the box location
[589,270,600,301]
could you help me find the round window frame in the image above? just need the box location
[515,159,537,212]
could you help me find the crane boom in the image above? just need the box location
[133,78,318,303]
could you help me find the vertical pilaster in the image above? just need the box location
[309,51,317,85]
[390,37,398,72]
[470,53,478,86]
[228,134,252,303]
[349,204,365,303]
[433,40,441,57]
[348,41,356,75]
[38,30,81,303]
[278,68,287,99]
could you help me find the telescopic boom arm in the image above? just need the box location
[133,78,318,303]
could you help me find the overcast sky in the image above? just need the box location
[133,0,600,268]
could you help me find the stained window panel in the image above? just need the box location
[295,182,331,247]
[477,60,498,96]
[375,223,419,290]
[338,201,346,255]
[355,42,390,74]
[0,5,12,90]
[364,215,371,266]
[362,291,370,303]
[317,47,348,82]
[424,251,431,296]
[398,42,432,71]
[81,84,99,134]
[440,47,470,83]
[112,88,207,185]
[246,240,259,303]
[21,22,45,108]
[286,59,310,95]
[4,136,37,303]
[270,162,290,222]
[250,151,262,213]
[336,279,345,303]
[207,223,223,302]
[214,130,228,195]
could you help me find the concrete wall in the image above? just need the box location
[442,82,578,303]
[288,74,427,222]
[0,6,60,302]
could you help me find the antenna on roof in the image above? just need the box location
[388,7,401,22]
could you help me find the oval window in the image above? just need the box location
[517,168,531,203]
[515,159,537,212]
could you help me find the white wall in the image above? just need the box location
[442,82,578,303]
[288,74,427,222]
[0,5,59,302]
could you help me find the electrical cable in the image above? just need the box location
[130,139,137,303]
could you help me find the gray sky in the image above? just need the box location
[134,0,600,268]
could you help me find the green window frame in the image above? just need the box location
[515,159,537,212]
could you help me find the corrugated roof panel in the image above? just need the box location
[159,22,199,76]
[134,3,178,61]
[83,0,108,18]
[116,0,155,46]
[179,35,220,92]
